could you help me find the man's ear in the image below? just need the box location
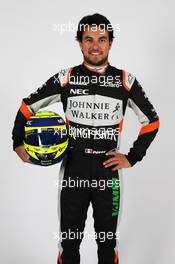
[109,41,113,49]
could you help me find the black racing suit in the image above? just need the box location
[12,63,160,264]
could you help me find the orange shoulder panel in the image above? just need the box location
[139,120,160,135]
[20,100,33,120]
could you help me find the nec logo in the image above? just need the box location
[70,89,89,95]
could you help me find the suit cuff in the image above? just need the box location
[125,152,142,167]
[13,140,24,151]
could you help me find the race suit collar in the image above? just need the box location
[82,61,110,75]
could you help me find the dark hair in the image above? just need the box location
[76,13,114,42]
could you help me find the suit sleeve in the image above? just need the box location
[124,73,160,166]
[12,73,62,150]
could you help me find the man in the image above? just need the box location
[12,13,160,264]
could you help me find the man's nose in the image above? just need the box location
[91,41,100,50]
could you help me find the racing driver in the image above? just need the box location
[12,13,160,264]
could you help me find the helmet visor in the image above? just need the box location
[25,131,67,146]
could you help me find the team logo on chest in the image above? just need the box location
[66,95,123,126]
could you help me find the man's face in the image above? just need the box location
[79,27,112,66]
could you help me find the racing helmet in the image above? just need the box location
[23,111,68,166]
